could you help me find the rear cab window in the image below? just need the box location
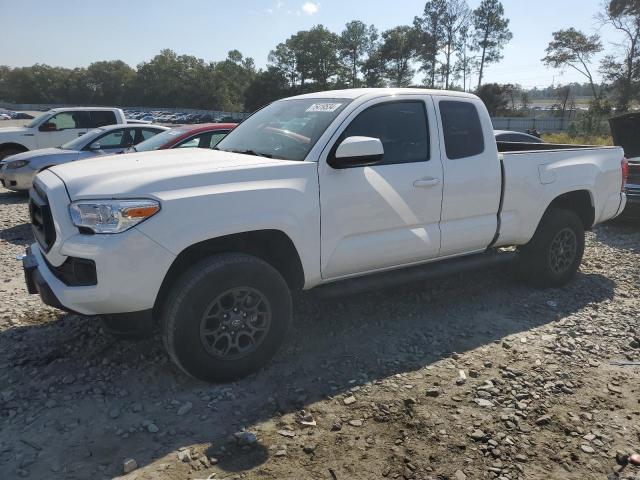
[439,100,484,160]
[90,110,117,128]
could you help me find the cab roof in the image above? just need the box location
[284,88,479,101]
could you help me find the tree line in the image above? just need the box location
[0,0,513,112]
[1,0,637,117]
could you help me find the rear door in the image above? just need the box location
[318,96,444,279]
[433,96,501,256]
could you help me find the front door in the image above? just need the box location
[40,111,90,147]
[319,97,444,280]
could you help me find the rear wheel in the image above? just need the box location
[516,208,585,287]
[161,253,292,382]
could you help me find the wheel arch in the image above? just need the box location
[0,142,29,157]
[544,189,595,230]
[153,229,305,316]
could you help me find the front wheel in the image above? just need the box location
[161,253,292,382]
[516,208,585,288]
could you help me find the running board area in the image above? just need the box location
[314,250,516,298]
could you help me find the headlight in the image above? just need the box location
[69,199,160,234]
[6,159,29,169]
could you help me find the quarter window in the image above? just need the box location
[439,101,485,160]
[90,111,117,128]
[339,101,430,165]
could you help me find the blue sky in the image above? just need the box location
[0,0,623,89]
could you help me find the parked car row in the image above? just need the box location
[124,109,236,125]
[0,121,235,191]
[0,109,35,120]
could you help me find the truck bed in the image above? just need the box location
[495,143,625,247]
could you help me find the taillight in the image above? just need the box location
[622,157,629,192]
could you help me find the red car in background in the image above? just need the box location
[129,123,237,153]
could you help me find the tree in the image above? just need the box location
[552,85,574,118]
[244,67,290,111]
[598,0,640,111]
[520,90,531,110]
[85,60,136,106]
[339,21,378,87]
[471,0,513,90]
[414,0,446,87]
[441,0,471,89]
[305,25,342,88]
[542,28,603,100]
[454,24,474,91]
[503,83,521,110]
[380,26,419,87]
[476,83,508,115]
[361,48,387,87]
[269,26,341,89]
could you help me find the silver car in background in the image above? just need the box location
[0,124,169,191]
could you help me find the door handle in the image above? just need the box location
[413,178,441,188]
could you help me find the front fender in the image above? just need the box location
[136,167,322,286]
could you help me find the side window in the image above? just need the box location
[90,111,117,128]
[48,112,80,130]
[176,132,214,149]
[140,128,161,140]
[210,131,229,148]
[339,101,430,165]
[439,101,484,159]
[92,129,128,149]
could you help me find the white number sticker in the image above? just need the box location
[306,103,343,113]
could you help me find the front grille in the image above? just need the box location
[29,184,56,252]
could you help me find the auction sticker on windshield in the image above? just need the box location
[306,103,343,113]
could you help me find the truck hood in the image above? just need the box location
[610,113,640,160]
[0,126,31,135]
[49,148,307,199]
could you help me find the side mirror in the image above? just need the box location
[89,142,101,151]
[327,136,384,169]
[39,122,57,132]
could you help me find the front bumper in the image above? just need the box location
[22,247,74,312]
[0,164,37,191]
[23,229,176,316]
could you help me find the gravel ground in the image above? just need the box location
[0,185,639,480]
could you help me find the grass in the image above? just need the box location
[541,132,613,146]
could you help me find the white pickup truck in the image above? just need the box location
[0,107,136,160]
[21,88,627,382]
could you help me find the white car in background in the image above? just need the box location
[0,107,152,160]
[0,124,168,191]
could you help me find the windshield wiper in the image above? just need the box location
[222,148,273,158]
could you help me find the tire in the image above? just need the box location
[516,208,585,288]
[161,253,292,382]
[0,148,26,161]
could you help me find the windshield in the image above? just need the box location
[215,98,352,161]
[60,128,103,150]
[26,112,51,128]
[132,128,188,152]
